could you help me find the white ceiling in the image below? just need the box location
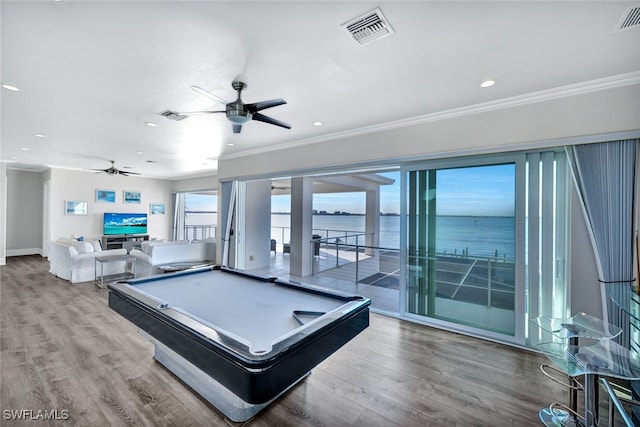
[2,1,639,179]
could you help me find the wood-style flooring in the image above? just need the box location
[0,255,582,426]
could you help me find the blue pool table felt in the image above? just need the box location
[133,272,344,354]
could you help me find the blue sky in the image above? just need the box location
[188,165,515,216]
[185,193,217,211]
[436,164,515,216]
[274,166,514,216]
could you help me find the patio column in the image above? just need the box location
[365,189,380,256]
[290,177,313,276]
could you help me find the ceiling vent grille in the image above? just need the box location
[159,110,187,121]
[342,8,394,45]
[613,4,640,32]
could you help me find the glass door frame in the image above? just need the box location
[400,152,527,346]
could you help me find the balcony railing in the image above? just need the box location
[184,224,216,241]
[308,234,515,311]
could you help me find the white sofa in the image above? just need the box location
[48,237,127,283]
[130,239,216,277]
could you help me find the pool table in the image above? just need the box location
[107,266,370,422]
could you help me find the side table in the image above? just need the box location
[95,254,135,289]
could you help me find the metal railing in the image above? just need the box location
[310,235,515,311]
[185,224,216,241]
[270,226,371,250]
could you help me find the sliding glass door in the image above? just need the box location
[405,160,520,336]
[403,150,568,343]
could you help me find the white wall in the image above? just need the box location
[5,169,43,256]
[242,180,272,270]
[172,174,217,193]
[48,168,174,242]
[218,84,640,180]
[0,163,7,265]
[569,185,601,318]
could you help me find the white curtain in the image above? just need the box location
[567,139,638,347]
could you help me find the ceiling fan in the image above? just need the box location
[91,160,140,176]
[161,81,291,134]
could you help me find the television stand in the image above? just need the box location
[102,235,149,252]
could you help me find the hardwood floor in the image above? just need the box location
[1,255,571,426]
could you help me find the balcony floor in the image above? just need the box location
[248,247,515,334]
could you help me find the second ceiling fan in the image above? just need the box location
[161,81,291,134]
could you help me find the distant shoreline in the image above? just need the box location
[187,211,515,218]
[273,212,515,218]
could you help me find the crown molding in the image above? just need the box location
[221,72,640,161]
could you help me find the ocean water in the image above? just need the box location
[274,214,515,260]
[187,213,515,261]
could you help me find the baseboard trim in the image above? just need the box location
[7,248,43,257]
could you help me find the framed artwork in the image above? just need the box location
[150,203,165,215]
[123,191,141,204]
[96,189,116,203]
[65,200,88,215]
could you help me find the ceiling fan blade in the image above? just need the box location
[245,99,287,113]
[232,124,242,134]
[191,86,229,105]
[175,110,226,116]
[120,171,141,176]
[252,113,291,130]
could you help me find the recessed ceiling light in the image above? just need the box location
[2,84,20,92]
[226,143,235,147]
[480,80,496,88]
[20,147,30,151]
[136,151,144,155]
[313,121,323,126]
[34,133,46,138]
[145,122,158,127]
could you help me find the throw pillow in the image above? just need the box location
[90,240,102,252]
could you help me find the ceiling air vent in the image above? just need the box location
[613,4,640,32]
[342,8,394,45]
[159,109,187,121]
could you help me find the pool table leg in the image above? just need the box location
[140,330,310,423]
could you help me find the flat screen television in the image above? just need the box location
[103,212,148,236]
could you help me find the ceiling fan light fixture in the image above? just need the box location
[226,109,252,125]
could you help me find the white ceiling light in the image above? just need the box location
[34,133,46,138]
[2,84,20,92]
[480,80,496,88]
[145,122,158,127]
[313,121,323,126]
[21,147,30,151]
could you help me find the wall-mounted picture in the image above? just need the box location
[150,203,166,215]
[123,191,141,204]
[96,189,116,203]
[65,200,88,215]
